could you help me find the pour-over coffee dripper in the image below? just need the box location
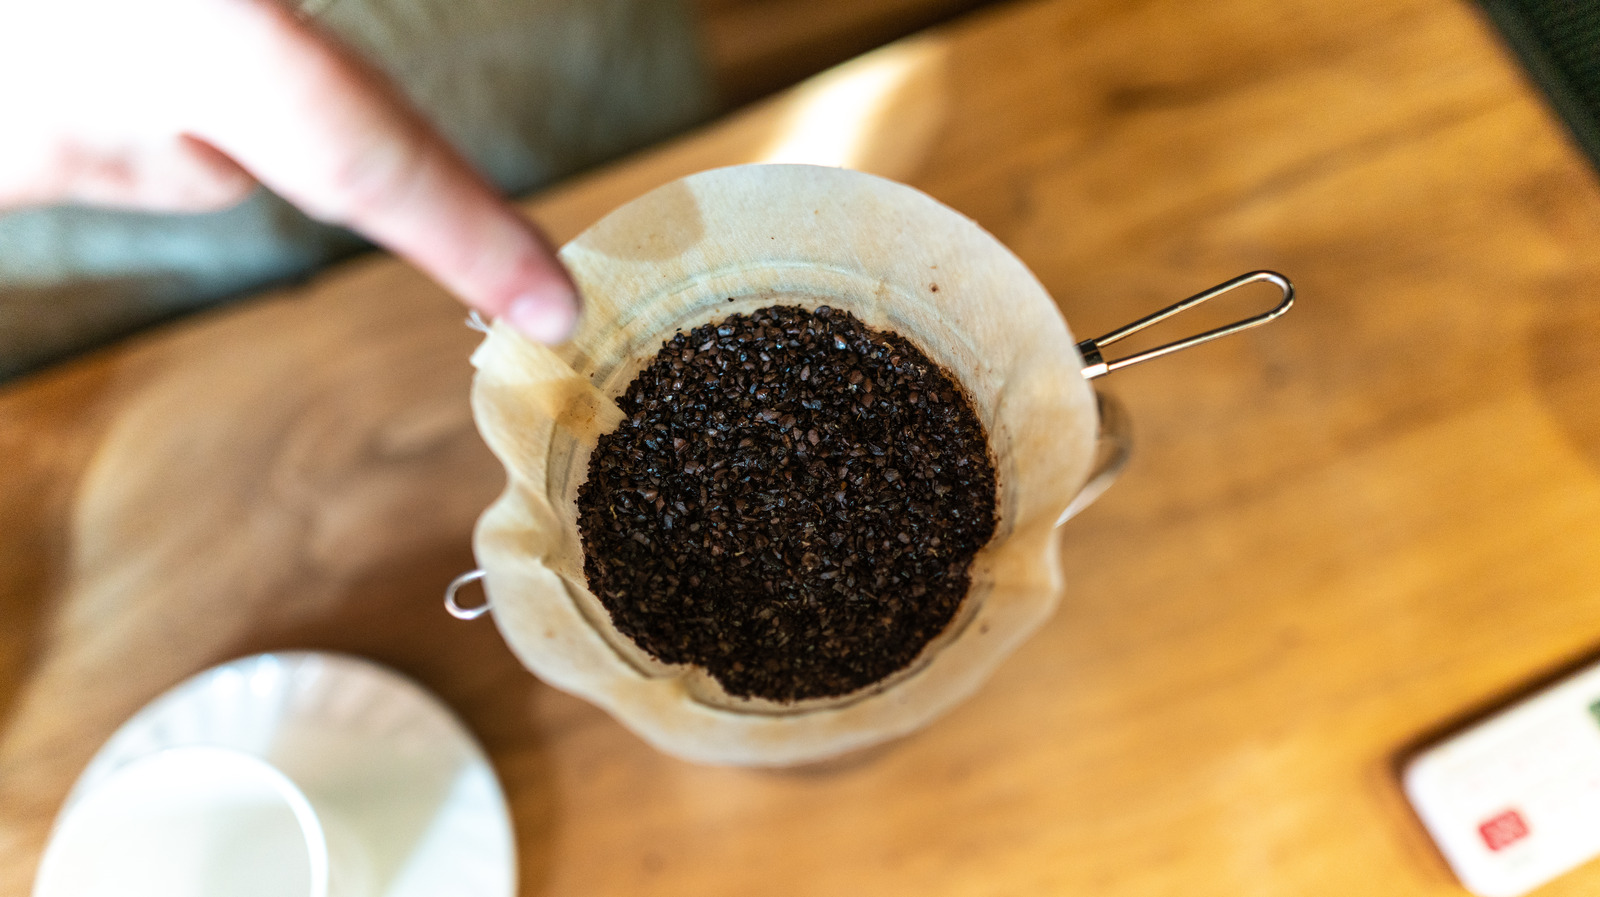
[449,164,1291,766]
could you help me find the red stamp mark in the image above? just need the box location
[1478,809,1529,851]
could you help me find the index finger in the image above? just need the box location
[190,0,579,342]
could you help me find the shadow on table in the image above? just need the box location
[1528,288,1600,478]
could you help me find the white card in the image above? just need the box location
[1404,661,1600,897]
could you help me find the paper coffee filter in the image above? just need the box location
[470,164,1098,766]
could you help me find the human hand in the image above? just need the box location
[0,0,579,342]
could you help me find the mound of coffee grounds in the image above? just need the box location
[575,305,997,702]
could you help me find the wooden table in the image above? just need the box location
[6,0,1600,893]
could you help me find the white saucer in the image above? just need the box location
[57,652,516,897]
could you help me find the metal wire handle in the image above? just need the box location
[444,569,491,620]
[1078,271,1294,379]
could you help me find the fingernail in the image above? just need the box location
[506,286,578,343]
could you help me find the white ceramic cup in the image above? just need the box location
[33,746,368,897]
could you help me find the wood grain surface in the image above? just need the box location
[7,0,1600,894]
[693,0,995,105]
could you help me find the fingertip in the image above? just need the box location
[504,280,581,344]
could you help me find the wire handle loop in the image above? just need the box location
[1078,271,1294,379]
[444,569,491,620]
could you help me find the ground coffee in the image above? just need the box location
[576,304,997,702]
